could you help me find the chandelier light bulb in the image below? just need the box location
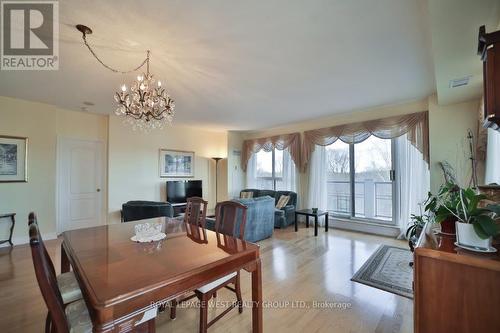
[140,83,145,90]
[121,84,127,92]
[137,75,143,82]
[157,81,162,87]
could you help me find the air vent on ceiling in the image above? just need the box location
[449,76,472,88]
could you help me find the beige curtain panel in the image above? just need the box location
[241,132,301,172]
[301,111,429,171]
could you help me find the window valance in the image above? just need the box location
[301,111,429,171]
[241,132,301,172]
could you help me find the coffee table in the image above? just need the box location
[294,209,329,236]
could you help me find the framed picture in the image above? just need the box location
[0,135,28,183]
[159,149,194,178]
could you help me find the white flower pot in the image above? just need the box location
[455,222,493,249]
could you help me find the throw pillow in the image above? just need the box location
[240,191,254,199]
[276,195,290,209]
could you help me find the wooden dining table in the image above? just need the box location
[60,218,263,333]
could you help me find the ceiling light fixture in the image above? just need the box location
[76,24,175,131]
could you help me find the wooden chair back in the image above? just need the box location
[28,212,57,277]
[184,197,208,228]
[214,201,248,240]
[29,218,69,333]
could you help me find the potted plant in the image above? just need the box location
[425,183,460,235]
[450,187,500,249]
[406,213,428,251]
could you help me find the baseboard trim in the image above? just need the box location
[331,219,400,237]
[0,232,58,248]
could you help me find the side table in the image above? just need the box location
[0,213,16,246]
[294,209,328,236]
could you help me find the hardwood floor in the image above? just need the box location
[0,225,412,333]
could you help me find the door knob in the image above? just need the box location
[97,188,101,192]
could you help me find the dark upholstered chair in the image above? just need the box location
[121,200,173,222]
[239,189,298,228]
[29,214,92,333]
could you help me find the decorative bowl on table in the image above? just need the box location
[131,222,166,243]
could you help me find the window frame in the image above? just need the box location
[328,138,397,225]
[255,148,284,190]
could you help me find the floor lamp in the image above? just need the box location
[212,157,222,204]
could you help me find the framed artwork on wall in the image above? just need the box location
[0,135,28,183]
[159,149,194,178]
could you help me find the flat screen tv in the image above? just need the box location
[166,180,202,204]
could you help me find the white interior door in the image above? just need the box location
[58,138,104,232]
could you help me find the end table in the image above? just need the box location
[0,213,16,246]
[294,209,328,236]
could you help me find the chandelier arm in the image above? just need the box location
[82,34,148,74]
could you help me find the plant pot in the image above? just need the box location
[440,217,456,235]
[455,222,493,249]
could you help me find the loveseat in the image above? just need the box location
[239,189,297,228]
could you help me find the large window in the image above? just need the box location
[247,148,296,191]
[326,136,395,224]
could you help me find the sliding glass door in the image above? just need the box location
[326,136,396,224]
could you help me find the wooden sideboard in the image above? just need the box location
[414,222,500,333]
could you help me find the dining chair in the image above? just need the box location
[170,200,248,333]
[28,213,83,305]
[184,197,208,228]
[29,219,92,333]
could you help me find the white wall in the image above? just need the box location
[428,95,480,192]
[108,117,227,223]
[227,131,245,199]
[0,96,108,243]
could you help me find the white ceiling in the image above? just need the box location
[427,0,500,106]
[0,0,438,130]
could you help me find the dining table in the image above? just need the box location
[60,217,263,333]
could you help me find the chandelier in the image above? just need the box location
[77,24,175,131]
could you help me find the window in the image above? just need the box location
[247,148,296,191]
[326,136,395,224]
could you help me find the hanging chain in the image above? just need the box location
[82,33,149,74]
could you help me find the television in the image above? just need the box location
[166,180,203,204]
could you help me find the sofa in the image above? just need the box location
[121,201,174,222]
[239,189,297,228]
[205,196,275,242]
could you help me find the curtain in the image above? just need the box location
[396,135,430,238]
[306,146,328,225]
[485,128,500,184]
[241,132,301,172]
[302,111,429,171]
[246,148,298,192]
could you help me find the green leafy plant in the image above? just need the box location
[424,182,460,223]
[406,214,428,239]
[430,184,500,239]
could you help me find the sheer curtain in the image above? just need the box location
[307,146,328,225]
[396,134,430,238]
[485,129,500,184]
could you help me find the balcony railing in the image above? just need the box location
[327,180,393,222]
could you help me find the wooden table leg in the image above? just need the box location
[61,243,70,273]
[314,215,318,236]
[306,216,309,228]
[325,213,329,232]
[294,213,298,232]
[251,258,263,333]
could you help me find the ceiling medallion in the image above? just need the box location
[76,24,175,131]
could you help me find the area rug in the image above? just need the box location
[351,245,413,299]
